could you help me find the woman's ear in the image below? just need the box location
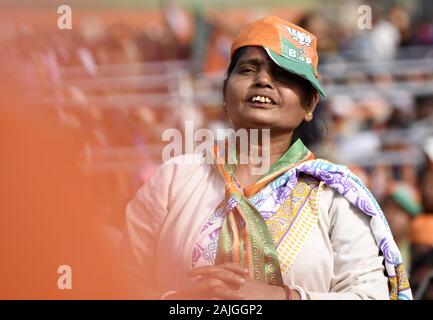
[304,92,319,122]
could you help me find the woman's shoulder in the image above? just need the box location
[147,152,216,188]
[307,157,373,229]
[159,151,213,171]
[319,184,351,216]
[129,152,217,215]
[302,157,371,198]
[317,183,377,245]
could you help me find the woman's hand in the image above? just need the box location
[172,263,248,300]
[171,263,300,300]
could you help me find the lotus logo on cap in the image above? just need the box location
[286,26,312,47]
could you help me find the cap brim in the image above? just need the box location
[264,47,327,98]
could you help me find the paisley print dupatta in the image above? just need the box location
[210,138,412,300]
[213,138,314,285]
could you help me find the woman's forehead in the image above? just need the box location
[236,46,271,64]
[234,46,297,79]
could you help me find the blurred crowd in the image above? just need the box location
[1,0,433,298]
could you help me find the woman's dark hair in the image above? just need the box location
[221,46,327,148]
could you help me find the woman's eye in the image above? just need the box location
[240,67,255,74]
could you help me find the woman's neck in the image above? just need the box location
[233,129,294,185]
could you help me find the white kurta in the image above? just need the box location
[121,154,390,300]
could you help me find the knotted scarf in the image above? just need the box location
[212,138,412,299]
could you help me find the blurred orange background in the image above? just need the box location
[1,0,433,299]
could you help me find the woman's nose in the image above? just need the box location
[253,69,274,88]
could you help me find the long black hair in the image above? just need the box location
[221,46,327,148]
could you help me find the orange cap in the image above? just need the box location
[231,16,326,98]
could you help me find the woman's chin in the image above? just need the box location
[231,108,279,126]
[233,117,276,130]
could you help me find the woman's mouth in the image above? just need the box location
[246,95,277,108]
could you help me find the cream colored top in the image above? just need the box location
[121,154,390,300]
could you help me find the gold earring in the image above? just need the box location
[307,111,313,117]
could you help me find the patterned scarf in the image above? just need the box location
[213,138,314,285]
[212,138,412,299]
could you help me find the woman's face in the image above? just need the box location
[224,46,317,133]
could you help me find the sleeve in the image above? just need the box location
[117,161,175,298]
[294,192,390,300]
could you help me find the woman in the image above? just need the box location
[121,16,411,300]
